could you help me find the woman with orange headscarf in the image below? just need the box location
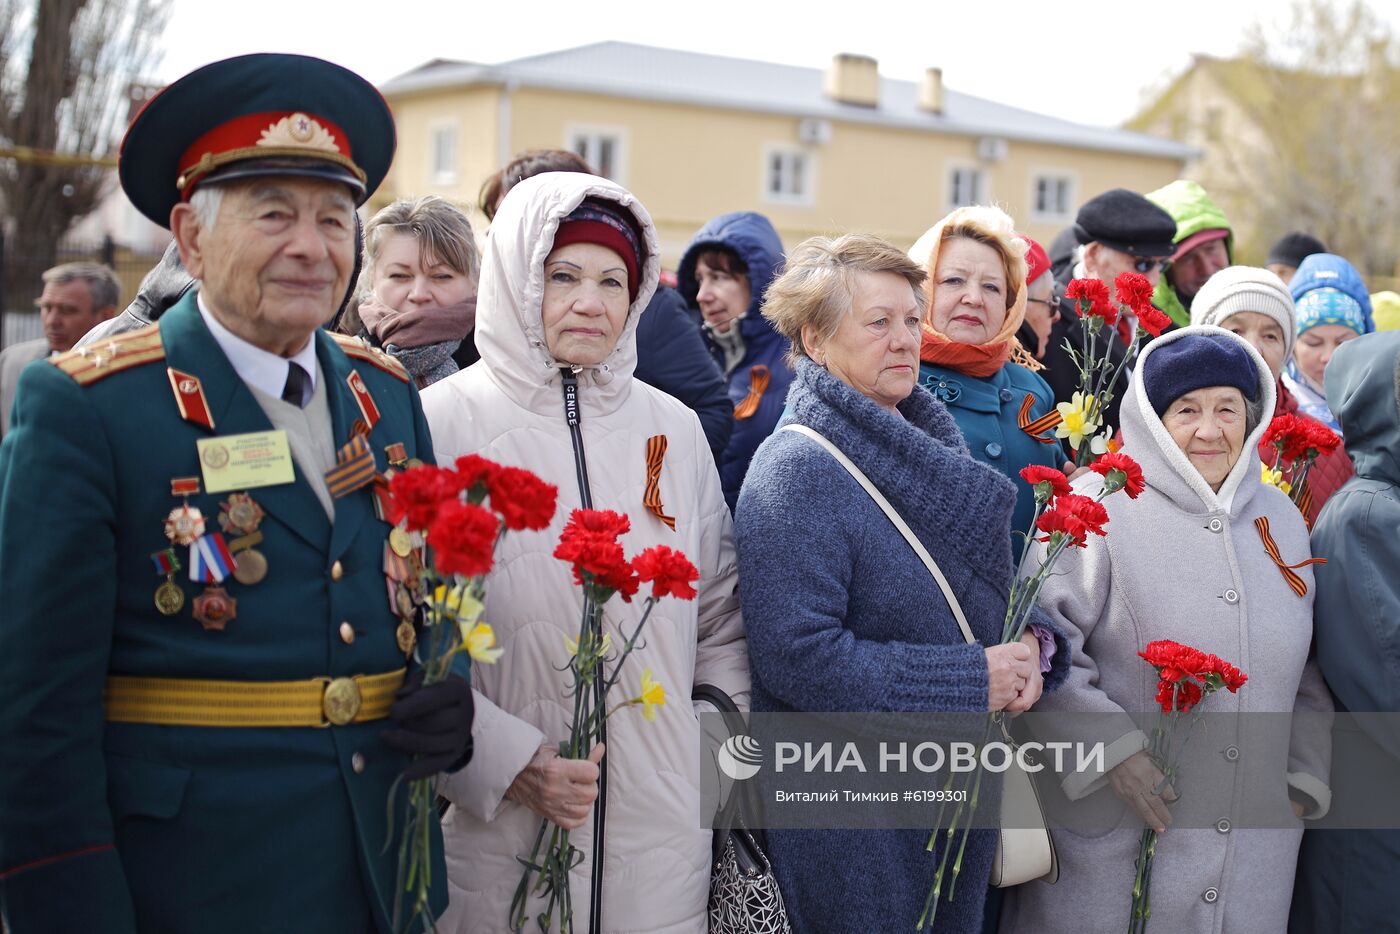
[912,206,1068,538]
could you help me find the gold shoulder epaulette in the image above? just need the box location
[329,332,410,383]
[50,324,165,386]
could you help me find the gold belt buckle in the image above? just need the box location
[322,676,363,726]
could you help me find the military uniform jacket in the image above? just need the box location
[0,293,444,933]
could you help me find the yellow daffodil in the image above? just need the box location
[461,621,505,664]
[638,669,666,722]
[1055,392,1101,452]
[1261,463,1292,495]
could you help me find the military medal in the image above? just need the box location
[396,620,417,657]
[385,442,408,468]
[389,526,413,558]
[192,586,237,632]
[219,494,268,586]
[150,548,185,616]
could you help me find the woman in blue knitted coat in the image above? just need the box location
[735,234,1070,932]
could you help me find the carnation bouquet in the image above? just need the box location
[1045,273,1173,466]
[510,509,701,933]
[384,455,559,933]
[1128,640,1247,933]
[917,453,1147,929]
[1259,413,1342,526]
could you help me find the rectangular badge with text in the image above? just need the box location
[197,430,296,493]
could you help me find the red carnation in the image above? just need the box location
[455,455,501,497]
[632,545,700,601]
[388,465,464,532]
[1301,419,1341,457]
[1262,414,1338,464]
[487,466,559,532]
[1019,465,1071,502]
[1035,493,1109,547]
[427,501,499,578]
[1136,304,1173,339]
[1065,278,1109,306]
[1155,678,1204,714]
[1090,451,1146,499]
[558,509,631,543]
[1114,272,1155,315]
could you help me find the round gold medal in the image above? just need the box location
[232,548,268,585]
[388,527,413,558]
[154,580,185,616]
[396,621,417,656]
[394,584,416,619]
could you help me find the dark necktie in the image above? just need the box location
[281,362,308,408]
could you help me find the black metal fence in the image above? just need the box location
[0,230,166,349]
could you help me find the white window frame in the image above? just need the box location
[1029,171,1077,224]
[429,121,459,186]
[946,163,987,210]
[565,123,629,185]
[761,144,815,207]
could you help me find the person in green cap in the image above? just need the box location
[1146,179,1234,328]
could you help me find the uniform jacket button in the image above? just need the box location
[351,752,366,774]
[339,622,355,644]
[984,442,1003,458]
[331,560,344,581]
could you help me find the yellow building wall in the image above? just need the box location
[386,83,1186,269]
[375,85,501,225]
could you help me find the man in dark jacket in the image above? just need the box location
[1043,188,1177,437]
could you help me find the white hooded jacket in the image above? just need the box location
[421,173,749,934]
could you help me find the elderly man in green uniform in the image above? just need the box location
[0,54,472,932]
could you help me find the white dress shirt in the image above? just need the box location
[198,295,319,403]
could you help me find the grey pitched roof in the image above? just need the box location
[382,41,1194,160]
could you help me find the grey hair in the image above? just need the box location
[41,262,121,311]
[189,186,224,230]
[1245,391,1265,439]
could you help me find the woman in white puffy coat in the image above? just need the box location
[420,172,750,934]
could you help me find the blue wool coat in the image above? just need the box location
[678,211,790,511]
[918,360,1065,541]
[735,359,1068,933]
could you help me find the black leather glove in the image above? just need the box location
[382,670,474,780]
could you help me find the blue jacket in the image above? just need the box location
[1290,331,1400,933]
[735,359,1068,933]
[918,360,1065,541]
[0,294,444,933]
[678,211,789,510]
[633,285,733,463]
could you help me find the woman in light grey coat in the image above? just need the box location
[1000,326,1332,934]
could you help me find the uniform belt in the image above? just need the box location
[103,668,406,727]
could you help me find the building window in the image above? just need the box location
[947,166,985,209]
[568,126,627,181]
[430,125,457,185]
[763,146,814,205]
[1032,174,1075,221]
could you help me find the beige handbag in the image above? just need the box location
[781,424,1059,888]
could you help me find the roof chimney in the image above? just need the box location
[919,68,944,114]
[824,53,879,107]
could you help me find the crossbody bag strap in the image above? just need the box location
[780,423,976,645]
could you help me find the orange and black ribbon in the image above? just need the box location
[733,365,770,421]
[325,434,376,500]
[1254,515,1327,597]
[1018,393,1062,444]
[1296,481,1315,531]
[643,434,676,531]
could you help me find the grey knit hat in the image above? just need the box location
[1189,265,1297,358]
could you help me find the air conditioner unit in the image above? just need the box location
[798,118,832,145]
[977,137,1008,163]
